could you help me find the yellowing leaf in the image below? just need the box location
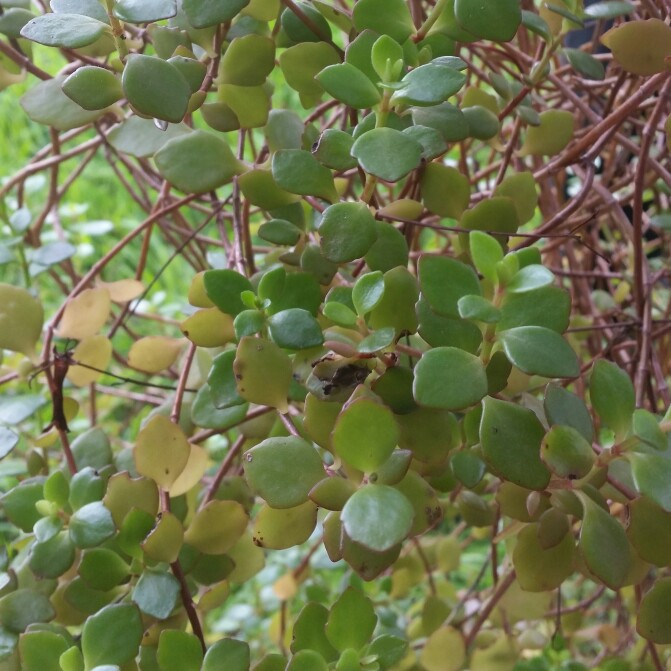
[601,19,671,76]
[168,443,208,497]
[421,626,465,671]
[180,308,235,348]
[134,415,190,489]
[58,287,111,340]
[519,110,574,156]
[273,573,298,600]
[67,334,112,387]
[0,283,44,358]
[184,500,248,554]
[128,336,183,374]
[97,279,145,303]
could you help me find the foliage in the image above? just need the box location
[1,0,671,670]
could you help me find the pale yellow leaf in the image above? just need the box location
[134,415,190,489]
[128,336,183,374]
[97,279,145,303]
[67,334,112,387]
[0,284,43,358]
[57,287,111,340]
[169,443,208,497]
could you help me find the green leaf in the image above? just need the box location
[453,0,521,42]
[313,129,357,171]
[629,453,671,512]
[450,450,486,488]
[358,327,396,354]
[457,295,500,323]
[332,398,399,472]
[584,1,635,19]
[0,427,18,459]
[420,163,470,219]
[155,130,242,194]
[19,631,69,671]
[208,350,246,409]
[417,299,482,353]
[638,577,671,643]
[325,588,377,652]
[391,63,466,107]
[287,650,328,671]
[0,8,35,39]
[461,197,518,236]
[268,309,323,350]
[81,604,143,669]
[480,396,550,490]
[413,347,488,410]
[351,128,423,182]
[107,117,189,159]
[182,0,249,28]
[79,549,129,592]
[520,10,551,40]
[563,48,605,81]
[403,125,447,160]
[132,569,180,620]
[51,0,109,22]
[244,437,324,509]
[272,149,337,202]
[498,285,570,332]
[541,425,595,480]
[20,12,108,47]
[202,269,252,316]
[352,0,415,43]
[577,492,633,590]
[218,33,275,86]
[114,0,176,23]
[62,66,122,111]
[418,256,481,317]
[412,103,469,142]
[371,34,404,80]
[632,408,667,450]
[157,630,203,671]
[470,231,503,283]
[544,383,594,442]
[506,264,554,294]
[0,590,54,633]
[292,602,338,660]
[365,221,409,272]
[279,42,340,105]
[627,496,671,567]
[258,219,302,246]
[69,501,115,549]
[590,360,634,439]
[316,63,381,109]
[22,75,108,130]
[281,2,331,43]
[367,635,408,671]
[30,532,75,578]
[122,54,190,123]
[352,271,385,316]
[463,105,499,140]
[498,326,579,378]
[341,485,414,552]
[319,202,377,263]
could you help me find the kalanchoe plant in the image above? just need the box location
[1,0,671,669]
